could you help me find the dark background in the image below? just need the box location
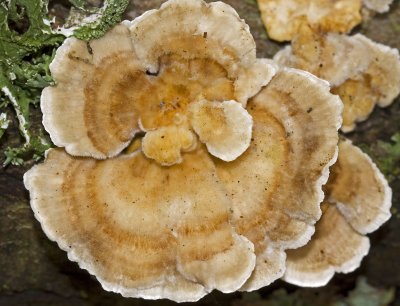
[1,0,399,305]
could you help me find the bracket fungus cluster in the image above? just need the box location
[256,0,395,289]
[24,0,392,302]
[257,0,395,42]
[257,1,400,132]
[284,139,392,286]
[274,25,400,132]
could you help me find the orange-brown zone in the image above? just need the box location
[84,52,140,155]
[324,141,386,227]
[261,0,362,41]
[38,149,234,287]
[282,27,377,130]
[290,24,334,77]
[282,25,398,131]
[315,0,361,34]
[288,24,363,87]
[324,154,356,198]
[83,51,235,155]
[131,54,235,129]
[257,72,332,217]
[331,77,375,129]
[215,105,287,251]
[190,103,228,142]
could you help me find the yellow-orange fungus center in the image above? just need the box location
[84,52,236,164]
[137,54,235,130]
[115,53,233,129]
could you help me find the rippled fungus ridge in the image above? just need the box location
[255,0,395,289]
[274,25,400,132]
[283,139,392,287]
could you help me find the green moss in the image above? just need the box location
[0,1,64,62]
[244,0,258,6]
[0,0,64,165]
[72,0,130,41]
[0,0,128,166]
[359,133,400,182]
[389,14,400,33]
[68,0,93,12]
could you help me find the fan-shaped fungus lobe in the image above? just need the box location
[25,0,344,301]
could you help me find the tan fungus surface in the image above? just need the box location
[283,203,370,287]
[283,139,391,287]
[326,139,392,235]
[31,65,343,298]
[42,0,277,161]
[363,0,394,13]
[257,0,362,42]
[142,126,196,166]
[189,100,253,162]
[26,0,344,301]
[215,68,342,291]
[274,29,400,132]
[24,148,256,301]
[42,24,142,159]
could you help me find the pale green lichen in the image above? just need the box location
[68,0,96,12]
[0,0,128,166]
[0,113,9,140]
[335,277,395,306]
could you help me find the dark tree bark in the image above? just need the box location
[1,1,399,305]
